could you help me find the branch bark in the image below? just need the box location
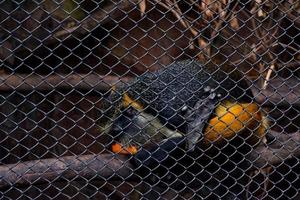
[51,0,140,41]
[0,154,134,189]
[251,77,300,106]
[0,131,299,189]
[0,74,131,91]
[249,130,300,168]
[0,74,299,106]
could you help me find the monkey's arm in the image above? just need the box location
[185,96,218,151]
[131,94,217,182]
[133,137,186,167]
[132,137,186,185]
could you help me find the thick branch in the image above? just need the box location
[0,154,134,189]
[0,74,299,106]
[249,131,300,168]
[51,0,140,41]
[251,77,300,106]
[0,74,131,91]
[0,131,299,189]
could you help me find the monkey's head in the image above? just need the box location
[104,90,184,155]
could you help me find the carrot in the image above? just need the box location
[112,143,138,155]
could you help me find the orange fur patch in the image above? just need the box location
[204,102,263,143]
[123,93,143,110]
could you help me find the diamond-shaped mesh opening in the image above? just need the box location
[0,0,299,199]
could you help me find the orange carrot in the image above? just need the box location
[112,143,138,155]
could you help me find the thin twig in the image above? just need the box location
[272,42,300,53]
[153,0,198,36]
[279,61,300,68]
[211,0,238,38]
[262,63,275,90]
[262,51,276,90]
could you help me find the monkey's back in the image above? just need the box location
[126,60,253,129]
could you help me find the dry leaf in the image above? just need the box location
[230,15,239,30]
[199,38,208,49]
[139,0,147,17]
[201,0,214,18]
[258,9,266,17]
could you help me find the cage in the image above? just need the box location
[0,0,299,199]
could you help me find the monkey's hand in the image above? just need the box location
[185,87,220,151]
[132,137,186,185]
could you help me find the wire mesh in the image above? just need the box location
[0,0,299,199]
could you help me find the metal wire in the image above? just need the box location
[0,0,299,199]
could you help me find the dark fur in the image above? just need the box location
[104,60,257,199]
[121,60,253,132]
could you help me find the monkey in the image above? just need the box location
[100,60,268,198]
[102,60,267,152]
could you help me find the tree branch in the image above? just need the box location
[0,74,299,106]
[249,130,300,168]
[0,154,134,189]
[51,0,140,41]
[0,74,131,91]
[0,131,299,189]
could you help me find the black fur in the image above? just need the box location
[105,60,256,199]
[125,60,253,131]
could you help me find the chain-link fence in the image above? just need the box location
[0,0,299,199]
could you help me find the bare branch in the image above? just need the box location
[0,131,299,189]
[249,131,300,168]
[0,154,134,189]
[50,0,141,41]
[0,74,298,106]
[262,63,275,90]
[0,74,131,91]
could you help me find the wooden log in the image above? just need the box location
[0,130,299,189]
[0,74,299,106]
[251,77,300,106]
[0,154,134,189]
[51,0,141,41]
[0,74,131,91]
[249,131,300,168]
